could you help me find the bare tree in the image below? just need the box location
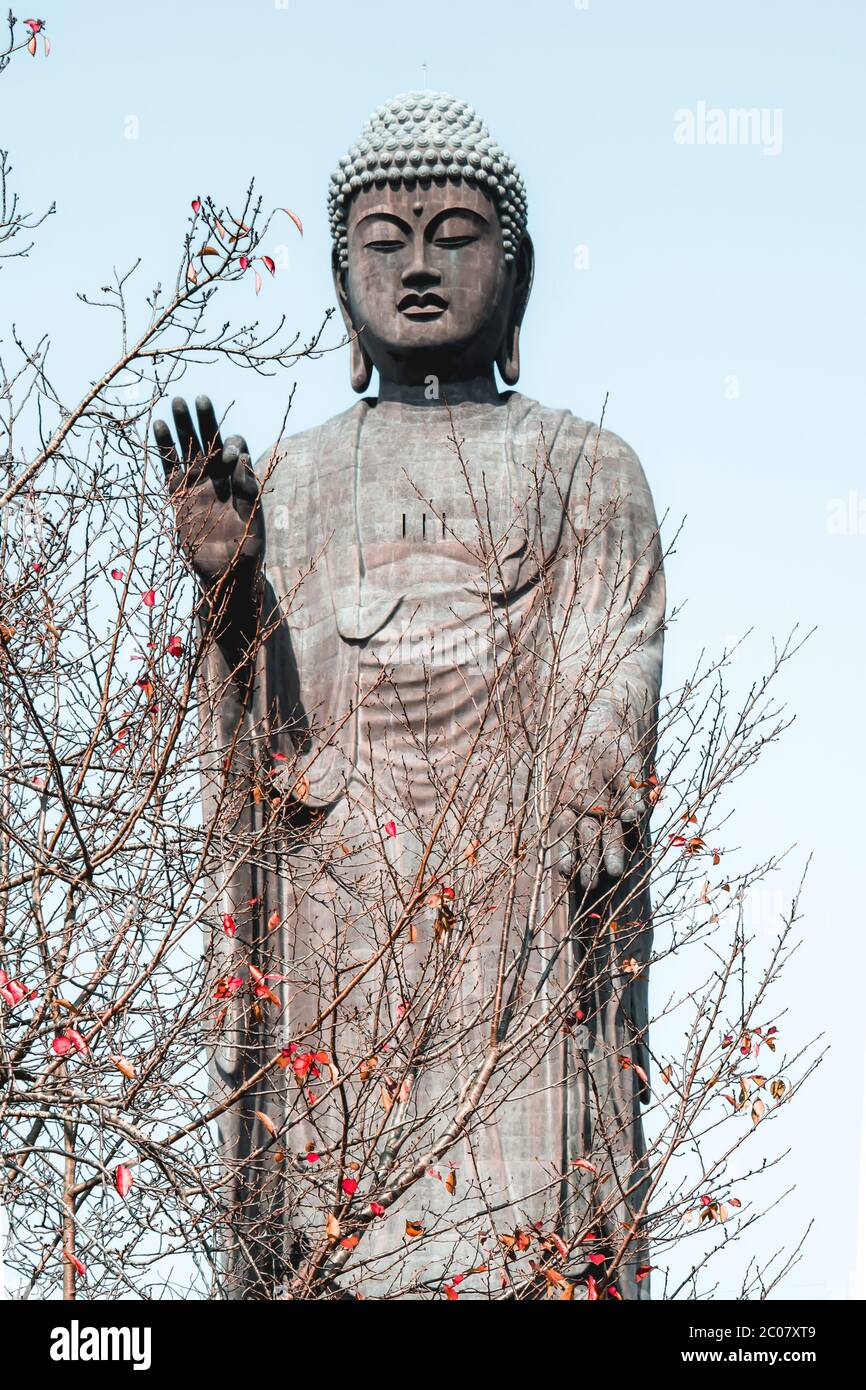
[0,19,818,1301]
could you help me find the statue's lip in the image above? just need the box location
[397,292,449,317]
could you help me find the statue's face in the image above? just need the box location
[343,181,514,384]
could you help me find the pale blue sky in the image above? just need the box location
[2,0,863,1298]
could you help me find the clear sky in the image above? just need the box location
[2,0,863,1299]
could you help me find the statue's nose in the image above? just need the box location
[401,246,441,290]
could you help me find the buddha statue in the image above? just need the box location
[154,92,665,1300]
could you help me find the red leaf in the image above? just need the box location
[305,1151,319,1164]
[213,975,243,999]
[261,255,276,276]
[239,255,250,270]
[191,198,201,214]
[115,1164,134,1198]
[0,970,29,1008]
[342,1177,358,1196]
[444,1283,458,1300]
[587,1252,605,1265]
[222,913,237,937]
[110,567,124,581]
[572,1158,596,1174]
[51,1033,72,1057]
[27,34,36,55]
[369,1202,385,1216]
[142,589,156,608]
[66,1027,88,1055]
[282,208,304,236]
[64,1249,86,1277]
[167,635,183,657]
[636,1264,653,1282]
[384,820,397,838]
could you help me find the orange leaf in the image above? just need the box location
[255,1110,278,1139]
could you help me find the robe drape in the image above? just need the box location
[196,392,665,1300]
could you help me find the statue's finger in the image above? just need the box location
[602,817,626,878]
[230,452,259,503]
[549,810,578,879]
[577,815,603,891]
[195,395,223,465]
[224,433,250,458]
[153,418,179,481]
[171,396,201,465]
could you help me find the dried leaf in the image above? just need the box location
[109,1054,136,1080]
[255,1110,278,1139]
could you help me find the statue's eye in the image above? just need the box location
[433,234,478,250]
[365,238,406,253]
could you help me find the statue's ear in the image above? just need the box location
[332,250,373,394]
[496,233,535,387]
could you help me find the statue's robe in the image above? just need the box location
[199,391,665,1300]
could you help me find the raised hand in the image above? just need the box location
[153,395,264,592]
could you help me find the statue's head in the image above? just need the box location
[329,92,534,393]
